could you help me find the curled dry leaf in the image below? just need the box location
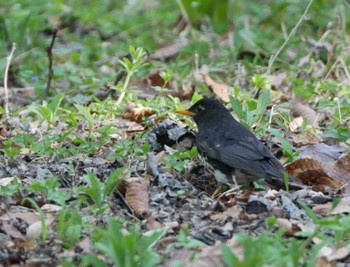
[317,245,350,265]
[202,74,231,103]
[285,156,349,190]
[122,102,155,123]
[0,122,8,139]
[313,197,350,216]
[291,98,319,125]
[125,181,151,218]
[289,116,304,132]
[275,218,302,236]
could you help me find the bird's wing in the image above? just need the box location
[198,131,284,179]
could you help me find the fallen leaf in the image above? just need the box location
[1,221,24,239]
[150,39,188,60]
[188,237,243,267]
[0,211,40,225]
[0,177,15,186]
[289,116,304,132]
[202,74,231,103]
[292,132,320,146]
[210,206,242,221]
[300,143,347,162]
[285,157,347,189]
[122,102,155,123]
[313,197,350,215]
[125,181,150,218]
[327,246,350,261]
[291,98,320,125]
[269,72,288,90]
[26,217,54,241]
[275,218,302,236]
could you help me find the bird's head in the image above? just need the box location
[176,98,231,126]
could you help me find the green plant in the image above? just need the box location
[281,139,298,163]
[0,139,20,158]
[26,93,65,127]
[229,76,271,129]
[93,219,165,267]
[163,147,198,173]
[56,207,84,249]
[74,104,95,138]
[78,168,125,210]
[113,132,150,160]
[168,225,206,250]
[22,197,48,241]
[0,177,23,196]
[220,231,311,267]
[114,46,148,105]
[29,177,69,206]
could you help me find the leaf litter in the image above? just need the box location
[1,4,350,266]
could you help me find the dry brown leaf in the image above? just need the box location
[202,74,231,103]
[289,116,304,132]
[269,72,288,90]
[0,177,15,186]
[285,158,323,176]
[9,240,37,249]
[316,245,350,266]
[0,86,35,98]
[1,221,24,240]
[275,218,302,236]
[285,158,344,190]
[210,206,242,221]
[292,132,320,146]
[26,217,54,241]
[78,237,92,253]
[150,39,188,60]
[145,217,162,230]
[291,98,319,125]
[125,181,150,218]
[0,122,8,139]
[122,102,155,123]
[313,197,350,215]
[188,237,243,267]
[326,246,350,261]
[0,211,40,226]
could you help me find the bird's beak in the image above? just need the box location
[176,109,196,117]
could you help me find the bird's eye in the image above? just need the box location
[196,105,205,112]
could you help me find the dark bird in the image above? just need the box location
[176,98,299,189]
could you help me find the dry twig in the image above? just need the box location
[3,43,16,120]
[45,29,58,98]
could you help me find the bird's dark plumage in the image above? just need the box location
[178,98,292,187]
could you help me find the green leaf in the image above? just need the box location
[22,197,47,241]
[103,167,126,197]
[75,104,94,130]
[48,93,64,115]
[229,95,245,123]
[81,172,102,208]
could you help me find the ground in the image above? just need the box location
[0,1,350,266]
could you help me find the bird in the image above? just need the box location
[176,98,300,189]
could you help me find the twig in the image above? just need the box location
[266,0,314,75]
[45,29,58,98]
[4,43,16,120]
